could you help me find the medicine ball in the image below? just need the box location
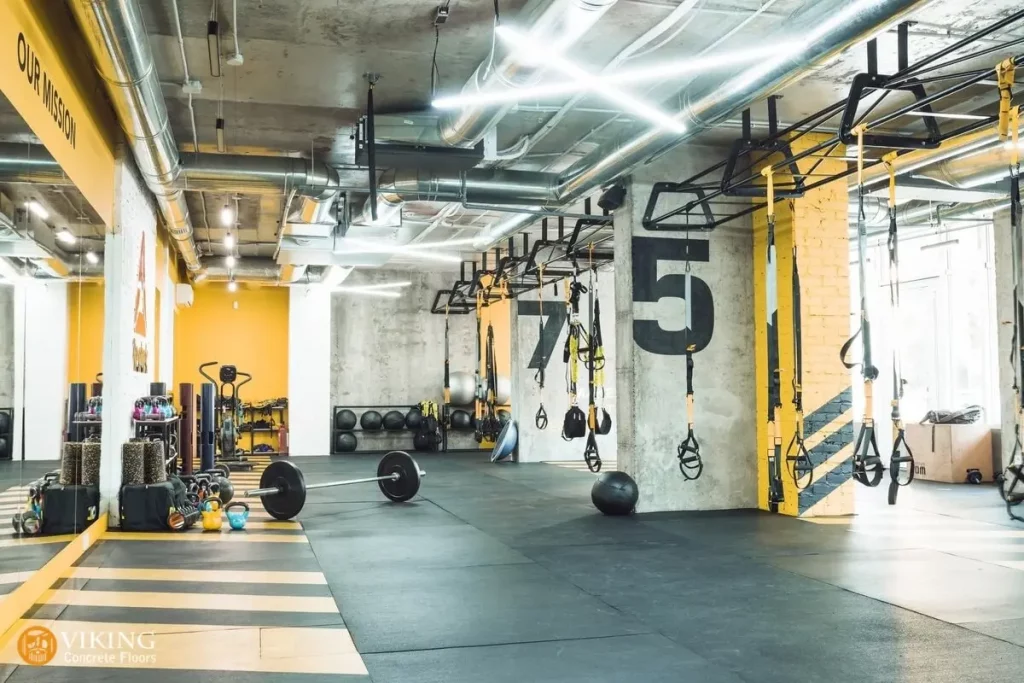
[449,371,476,406]
[0,411,10,434]
[0,437,8,460]
[498,409,511,425]
[405,407,423,430]
[217,477,234,504]
[591,471,639,516]
[413,430,435,452]
[382,410,406,431]
[335,409,357,431]
[496,375,512,405]
[450,409,472,430]
[335,432,358,453]
[360,410,383,431]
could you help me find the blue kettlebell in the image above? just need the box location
[225,501,250,530]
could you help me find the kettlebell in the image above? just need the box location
[201,496,223,531]
[132,399,146,421]
[224,501,250,530]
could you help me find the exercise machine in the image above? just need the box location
[198,361,254,472]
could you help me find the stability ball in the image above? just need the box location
[450,409,472,430]
[406,407,423,430]
[496,375,512,405]
[591,471,639,516]
[335,432,358,453]
[335,409,357,431]
[360,410,383,431]
[449,371,476,406]
[382,410,406,431]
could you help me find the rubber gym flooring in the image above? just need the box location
[4,454,1024,681]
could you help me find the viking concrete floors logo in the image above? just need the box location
[18,625,157,666]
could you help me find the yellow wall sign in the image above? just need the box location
[0,0,117,226]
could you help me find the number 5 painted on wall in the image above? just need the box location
[632,236,714,355]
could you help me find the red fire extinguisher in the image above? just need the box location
[278,422,289,456]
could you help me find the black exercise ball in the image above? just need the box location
[498,409,511,425]
[216,477,234,504]
[335,432,358,453]
[360,410,383,431]
[335,409,357,431]
[405,407,423,430]
[383,410,406,431]
[450,409,472,430]
[413,431,435,452]
[591,471,639,516]
[0,437,8,459]
[0,411,10,434]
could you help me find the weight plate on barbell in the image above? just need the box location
[259,459,307,520]
[377,451,422,502]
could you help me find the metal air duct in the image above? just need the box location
[70,0,201,272]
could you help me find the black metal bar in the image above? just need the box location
[541,218,549,242]
[584,197,592,215]
[558,217,565,240]
[366,85,377,221]
[768,96,779,137]
[867,38,877,75]
[896,10,1024,80]
[742,108,751,141]
[507,237,514,259]
[897,22,909,72]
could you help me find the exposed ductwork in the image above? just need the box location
[435,0,619,148]
[70,0,201,272]
[180,154,364,197]
[193,258,322,283]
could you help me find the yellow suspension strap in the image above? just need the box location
[995,61,1024,518]
[676,240,703,480]
[561,273,589,452]
[841,126,885,489]
[883,151,915,505]
[534,264,549,430]
[785,243,813,489]
[582,246,609,473]
[761,166,785,511]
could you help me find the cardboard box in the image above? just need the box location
[904,421,993,483]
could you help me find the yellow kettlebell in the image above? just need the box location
[201,497,223,531]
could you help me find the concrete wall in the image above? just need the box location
[330,269,477,452]
[290,284,331,456]
[995,209,1015,472]
[615,144,757,513]
[512,266,617,463]
[0,285,13,408]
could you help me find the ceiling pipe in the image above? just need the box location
[70,0,201,272]
[431,0,620,148]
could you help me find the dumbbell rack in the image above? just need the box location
[134,416,181,473]
[331,404,447,455]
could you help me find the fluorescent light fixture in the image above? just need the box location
[432,44,800,110]
[225,255,237,268]
[351,280,412,291]
[207,21,222,78]
[909,111,988,121]
[220,204,234,227]
[224,231,235,248]
[25,201,48,220]
[334,286,401,298]
[336,238,462,264]
[216,117,226,153]
[494,25,685,134]
[56,229,76,245]
[227,280,238,292]
[85,251,99,265]
[920,238,960,251]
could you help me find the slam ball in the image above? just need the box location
[591,471,639,515]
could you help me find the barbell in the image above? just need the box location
[244,451,424,520]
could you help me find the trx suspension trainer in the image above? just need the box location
[676,242,703,480]
[535,264,549,430]
[785,246,813,489]
[562,272,589,458]
[996,59,1024,519]
[443,303,451,434]
[583,249,611,473]
[762,166,785,512]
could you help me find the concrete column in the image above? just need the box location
[512,267,616,463]
[0,285,13,410]
[752,137,853,517]
[289,284,331,456]
[995,208,1015,472]
[614,145,756,513]
[100,158,157,523]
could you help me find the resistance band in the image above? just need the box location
[785,246,813,489]
[676,246,703,480]
[762,166,785,512]
[841,127,886,491]
[882,151,915,504]
[535,264,548,430]
[995,61,1024,519]
[562,274,588,447]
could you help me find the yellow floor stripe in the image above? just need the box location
[64,567,327,585]
[101,532,306,544]
[0,534,76,548]
[0,620,366,675]
[41,589,338,613]
[0,571,34,586]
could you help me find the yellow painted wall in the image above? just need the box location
[173,285,289,402]
[67,281,104,385]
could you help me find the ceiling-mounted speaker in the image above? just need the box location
[598,183,627,212]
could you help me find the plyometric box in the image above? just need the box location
[904,422,993,484]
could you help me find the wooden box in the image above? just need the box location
[903,422,993,483]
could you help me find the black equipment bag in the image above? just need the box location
[120,482,177,531]
[563,406,587,439]
[41,484,100,535]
